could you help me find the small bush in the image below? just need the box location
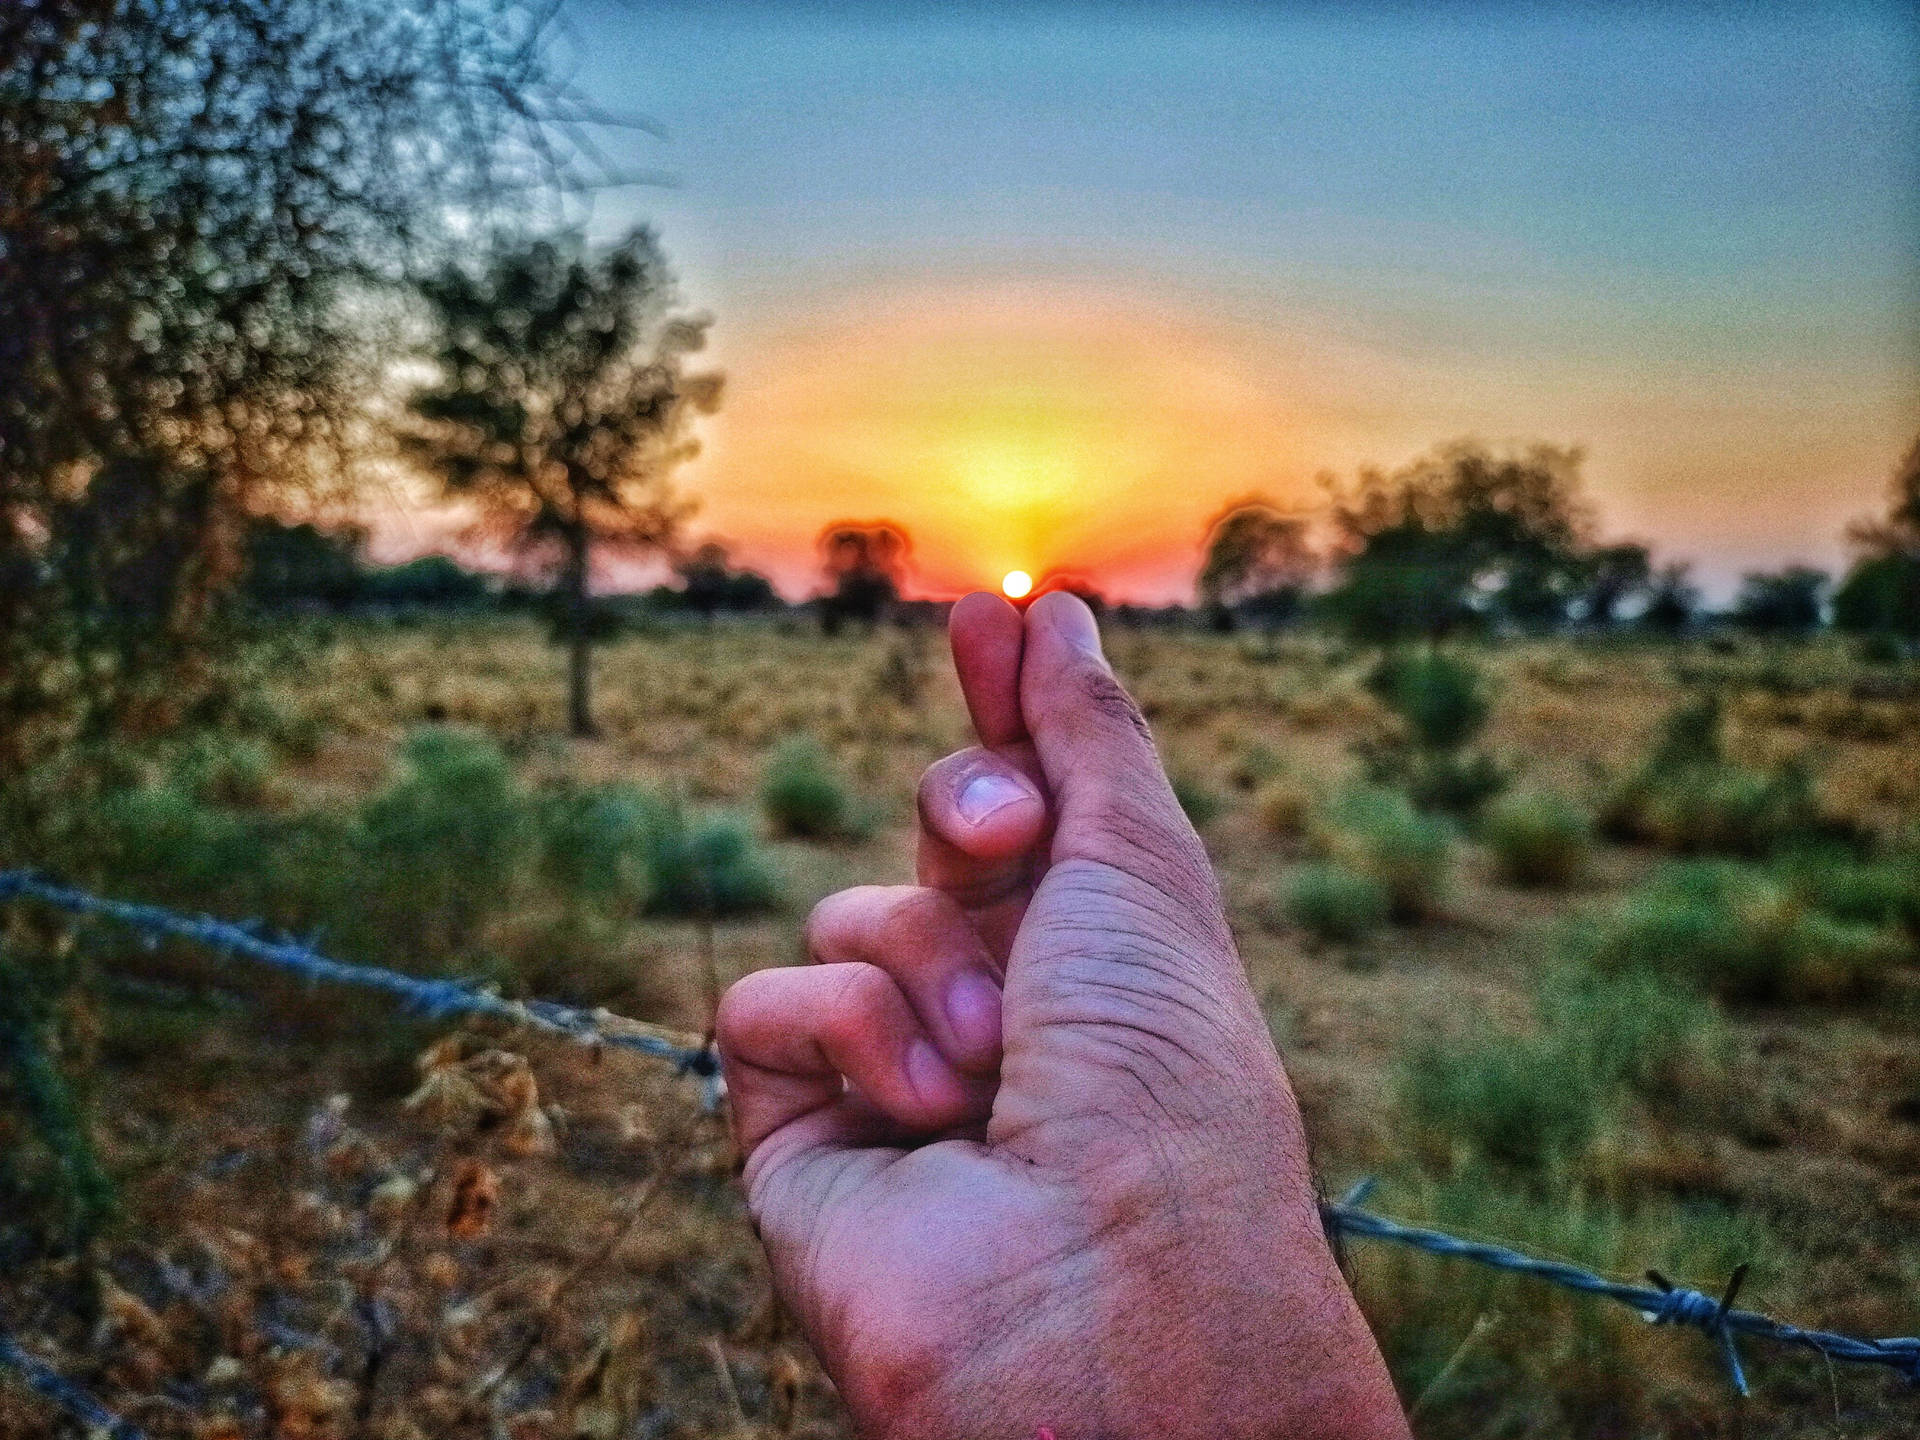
[357,728,534,960]
[1283,863,1389,942]
[1586,861,1904,1003]
[1359,650,1509,816]
[643,806,781,918]
[1772,846,1920,936]
[1603,694,1828,858]
[536,782,661,913]
[1253,775,1314,836]
[760,736,869,840]
[1367,650,1492,751]
[1398,1028,1606,1172]
[1536,965,1719,1096]
[1321,787,1454,922]
[1482,790,1592,888]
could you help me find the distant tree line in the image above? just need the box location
[1197,435,1920,650]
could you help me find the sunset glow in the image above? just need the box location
[1001,570,1033,600]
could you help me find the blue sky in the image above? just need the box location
[549,1,1920,598]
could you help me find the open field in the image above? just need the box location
[4,617,1919,1439]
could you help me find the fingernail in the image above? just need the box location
[944,969,1002,1059]
[905,1037,963,1107]
[957,771,1033,826]
[1046,594,1105,662]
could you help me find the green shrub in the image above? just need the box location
[1482,790,1592,888]
[643,806,781,918]
[1360,651,1509,816]
[1586,861,1903,1003]
[1535,965,1718,1096]
[536,781,662,912]
[167,734,277,808]
[1283,863,1389,942]
[1322,787,1454,921]
[1398,1028,1606,1172]
[760,736,869,840]
[95,783,264,911]
[1367,650,1492,751]
[356,728,533,959]
[1603,694,1825,858]
[1772,846,1920,936]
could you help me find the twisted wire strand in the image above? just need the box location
[0,871,715,1076]
[1324,1180,1920,1395]
[0,1334,145,1440]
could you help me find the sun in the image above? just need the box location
[1001,570,1034,599]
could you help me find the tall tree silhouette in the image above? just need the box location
[817,522,910,634]
[405,229,720,735]
[1197,498,1318,631]
[1835,434,1920,643]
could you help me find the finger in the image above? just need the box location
[1019,591,1217,914]
[915,747,1047,903]
[716,962,981,1157]
[950,590,1026,746]
[808,885,1005,1072]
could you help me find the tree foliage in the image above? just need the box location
[403,228,720,734]
[1320,440,1596,642]
[1197,498,1318,629]
[1835,434,1920,641]
[0,0,615,768]
[1731,566,1828,636]
[817,521,911,633]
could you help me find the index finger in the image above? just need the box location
[950,591,1026,748]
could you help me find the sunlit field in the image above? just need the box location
[4,615,1916,1439]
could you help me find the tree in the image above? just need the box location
[404,229,719,735]
[1320,440,1595,642]
[1834,434,1920,643]
[0,0,617,768]
[671,542,780,618]
[1196,499,1317,631]
[817,522,910,634]
[240,520,368,612]
[1640,562,1700,635]
[1731,566,1828,636]
[1576,542,1653,627]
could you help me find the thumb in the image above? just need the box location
[989,592,1270,1156]
[1018,592,1221,925]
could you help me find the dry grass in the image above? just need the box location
[4,619,1918,1438]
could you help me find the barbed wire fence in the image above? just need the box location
[1,870,1915,1437]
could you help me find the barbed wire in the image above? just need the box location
[0,1333,146,1440]
[1322,1180,1920,1396]
[0,871,717,1082]
[2,874,1917,1438]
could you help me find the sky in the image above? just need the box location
[404,0,1920,602]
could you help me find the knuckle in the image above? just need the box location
[1077,664,1153,743]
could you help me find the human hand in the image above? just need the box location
[718,591,1409,1440]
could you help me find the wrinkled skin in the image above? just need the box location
[718,591,1410,1440]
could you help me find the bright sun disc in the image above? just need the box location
[1001,570,1033,599]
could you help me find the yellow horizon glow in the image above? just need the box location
[1000,569,1033,599]
[676,282,1352,600]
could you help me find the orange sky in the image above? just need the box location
[635,276,1915,602]
[366,272,1918,603]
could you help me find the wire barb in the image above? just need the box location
[1324,1181,1919,1394]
